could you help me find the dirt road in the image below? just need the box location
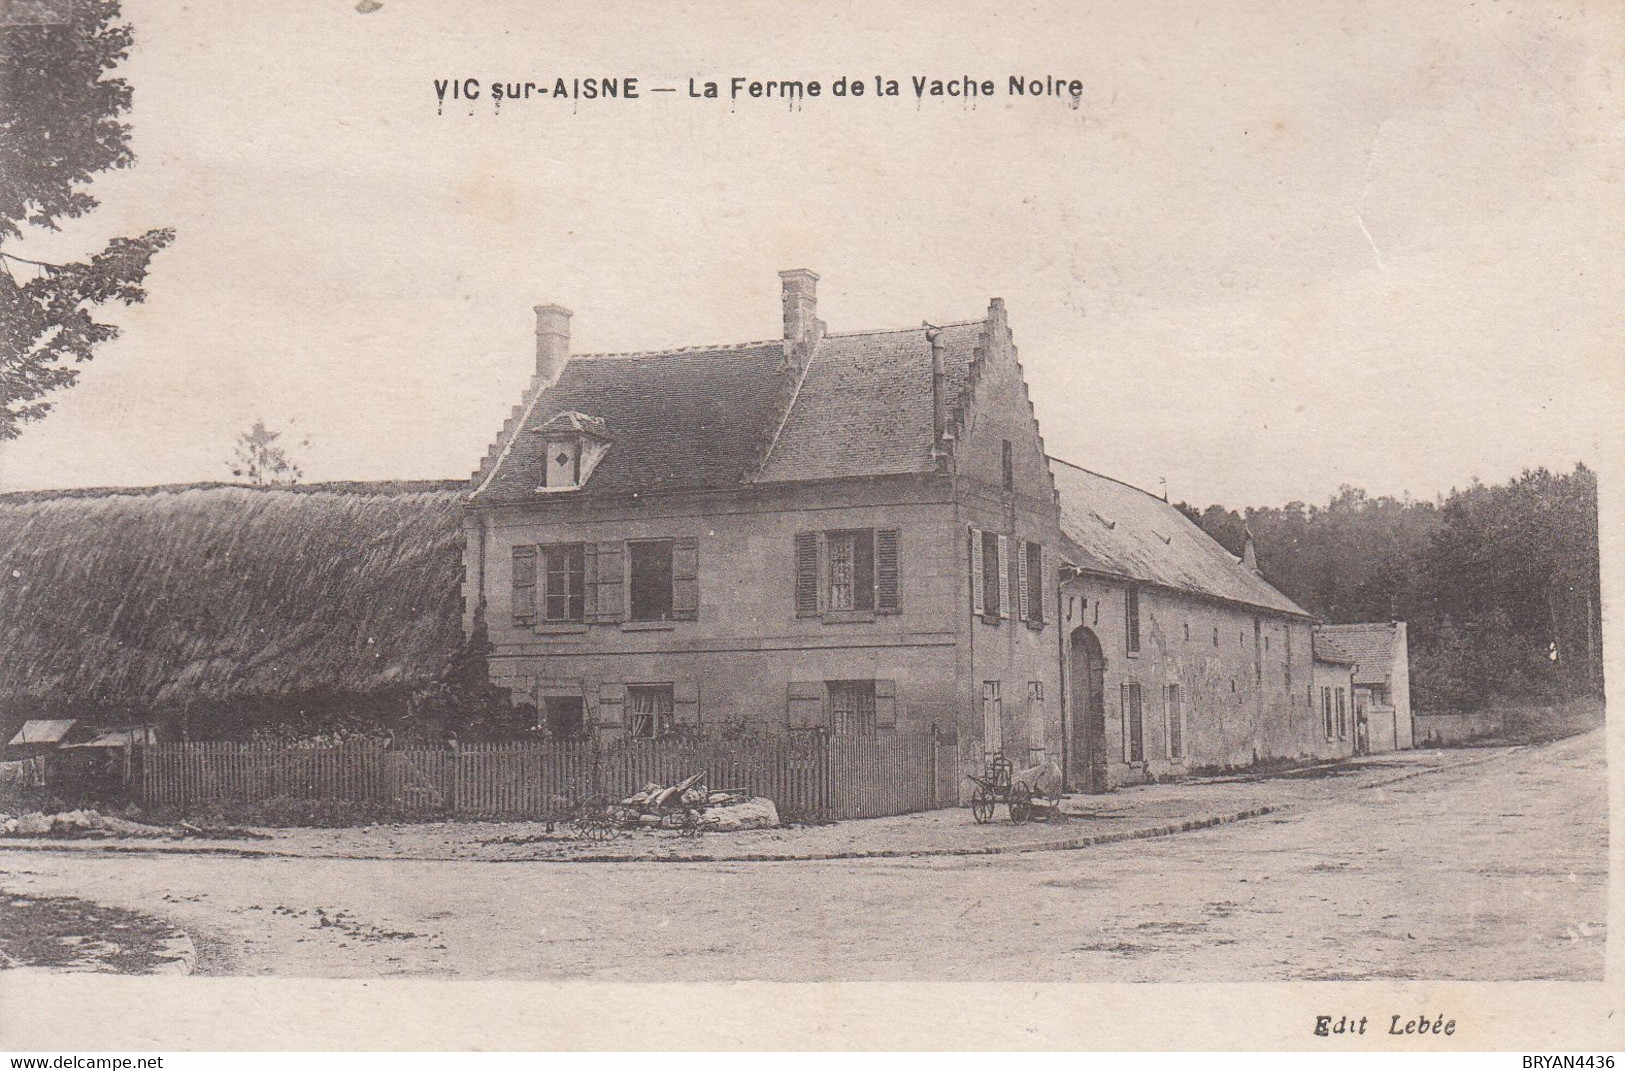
[0,731,1605,981]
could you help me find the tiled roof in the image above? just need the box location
[1315,623,1399,684]
[475,343,788,502]
[475,320,988,501]
[755,322,983,484]
[1051,459,1309,618]
[1312,632,1359,665]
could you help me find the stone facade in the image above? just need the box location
[466,269,1327,796]
[465,272,1063,791]
[1060,574,1337,789]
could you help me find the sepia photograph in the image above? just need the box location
[0,0,1619,1054]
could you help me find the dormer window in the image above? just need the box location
[547,439,581,488]
[533,411,610,492]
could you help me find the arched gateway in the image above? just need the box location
[1068,625,1109,793]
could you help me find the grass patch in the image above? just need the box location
[0,892,186,973]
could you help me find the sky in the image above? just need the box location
[1,0,1619,507]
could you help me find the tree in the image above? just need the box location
[0,0,174,440]
[230,419,306,486]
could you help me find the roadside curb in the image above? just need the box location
[0,803,1279,865]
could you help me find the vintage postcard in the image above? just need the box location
[0,0,1620,1054]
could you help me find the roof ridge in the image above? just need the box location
[570,339,781,361]
[1047,456,1167,502]
[823,317,986,340]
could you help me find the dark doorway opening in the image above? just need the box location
[1069,626,1109,793]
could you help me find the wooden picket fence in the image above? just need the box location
[139,731,948,820]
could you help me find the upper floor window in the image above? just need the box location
[1125,585,1141,653]
[1001,440,1014,491]
[513,537,696,627]
[629,539,674,621]
[981,530,1003,615]
[541,543,586,622]
[795,529,900,616]
[969,527,1046,627]
[510,542,587,624]
[1022,539,1045,624]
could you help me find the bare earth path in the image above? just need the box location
[0,731,1605,981]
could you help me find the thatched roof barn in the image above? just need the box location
[0,481,466,737]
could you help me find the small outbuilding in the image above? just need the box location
[1314,622,1412,753]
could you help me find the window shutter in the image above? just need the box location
[511,546,536,625]
[816,532,829,612]
[582,543,599,622]
[1121,683,1131,762]
[672,537,699,621]
[673,681,700,727]
[794,533,820,616]
[997,534,1011,619]
[875,529,900,612]
[970,528,985,616]
[1017,540,1031,622]
[874,679,897,728]
[1038,545,1048,623]
[597,682,625,729]
[788,682,825,730]
[591,541,624,622]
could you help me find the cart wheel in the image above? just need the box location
[1008,782,1032,824]
[971,787,995,824]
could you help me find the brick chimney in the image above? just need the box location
[778,269,823,352]
[534,304,572,383]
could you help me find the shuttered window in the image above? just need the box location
[511,546,536,625]
[1123,681,1144,762]
[976,530,1002,616]
[1322,687,1335,739]
[982,681,1003,757]
[1125,586,1142,653]
[1019,540,1046,625]
[997,534,1012,619]
[795,529,899,616]
[1166,684,1183,760]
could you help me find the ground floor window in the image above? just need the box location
[1322,687,1335,740]
[1335,687,1348,739]
[827,679,877,736]
[1166,683,1183,760]
[1123,681,1144,762]
[981,680,1003,756]
[627,684,675,738]
[542,695,587,739]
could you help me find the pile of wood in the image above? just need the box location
[614,772,773,830]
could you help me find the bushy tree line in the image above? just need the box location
[1178,464,1601,713]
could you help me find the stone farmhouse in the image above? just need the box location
[464,270,1355,792]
